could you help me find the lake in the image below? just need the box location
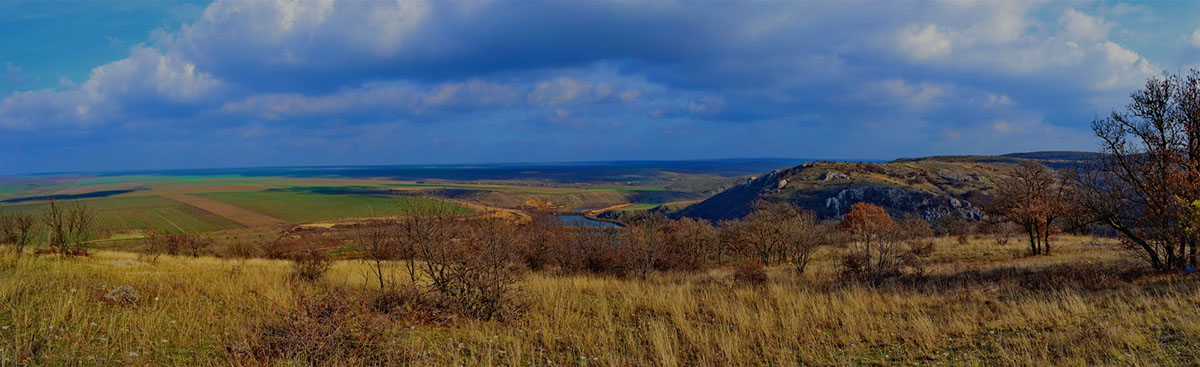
[556,214,622,228]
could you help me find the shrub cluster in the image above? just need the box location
[247,290,407,365]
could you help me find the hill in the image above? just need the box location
[675,152,1096,221]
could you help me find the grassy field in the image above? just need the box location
[2,235,1197,366]
[192,191,471,223]
[0,195,243,239]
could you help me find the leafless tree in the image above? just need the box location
[623,212,670,279]
[1,212,37,255]
[1073,70,1200,271]
[520,212,567,271]
[669,217,720,267]
[730,201,828,272]
[355,208,400,290]
[41,199,95,256]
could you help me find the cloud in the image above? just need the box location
[1060,8,1112,41]
[0,0,1189,173]
[1,46,221,130]
[851,79,946,110]
[899,24,955,60]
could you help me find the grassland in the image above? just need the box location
[2,236,1197,366]
[192,191,471,223]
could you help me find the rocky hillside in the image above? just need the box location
[675,152,1095,222]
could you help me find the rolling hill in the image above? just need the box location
[675,152,1096,221]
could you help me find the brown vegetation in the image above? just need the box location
[40,199,95,256]
[0,212,36,255]
[1075,69,1200,271]
[988,163,1071,255]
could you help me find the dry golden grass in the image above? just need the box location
[1,235,1198,366]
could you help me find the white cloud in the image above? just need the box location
[1059,9,1113,41]
[1190,28,1200,48]
[859,79,945,110]
[891,7,1159,92]
[1,47,221,129]
[899,24,955,60]
[177,0,431,70]
[983,93,1015,108]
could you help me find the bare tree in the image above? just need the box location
[669,217,719,267]
[623,212,669,278]
[733,202,796,264]
[1,212,37,255]
[355,207,400,290]
[520,212,567,271]
[41,199,95,256]
[988,163,1070,255]
[729,201,828,273]
[1074,70,1200,271]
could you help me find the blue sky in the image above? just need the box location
[1,0,1197,174]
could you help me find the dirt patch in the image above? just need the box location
[161,193,288,227]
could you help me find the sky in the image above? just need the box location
[1,0,1198,174]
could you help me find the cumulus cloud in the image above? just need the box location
[0,0,1189,172]
[1,47,220,130]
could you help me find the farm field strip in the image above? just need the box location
[160,193,288,227]
[193,191,471,223]
[0,195,243,237]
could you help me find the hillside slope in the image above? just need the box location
[676,152,1094,221]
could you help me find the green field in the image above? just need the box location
[585,186,665,191]
[0,195,243,238]
[194,191,471,223]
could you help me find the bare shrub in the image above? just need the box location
[556,229,627,276]
[397,209,527,320]
[101,285,140,306]
[669,217,720,266]
[251,290,404,365]
[732,261,768,285]
[225,240,260,259]
[909,240,936,257]
[723,202,831,274]
[368,285,451,323]
[224,240,260,276]
[438,219,526,320]
[290,249,333,283]
[144,233,214,260]
[990,222,1020,247]
[933,215,974,245]
[838,203,923,284]
[520,212,568,271]
[142,233,170,263]
[623,212,670,278]
[902,215,937,256]
[183,235,214,257]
